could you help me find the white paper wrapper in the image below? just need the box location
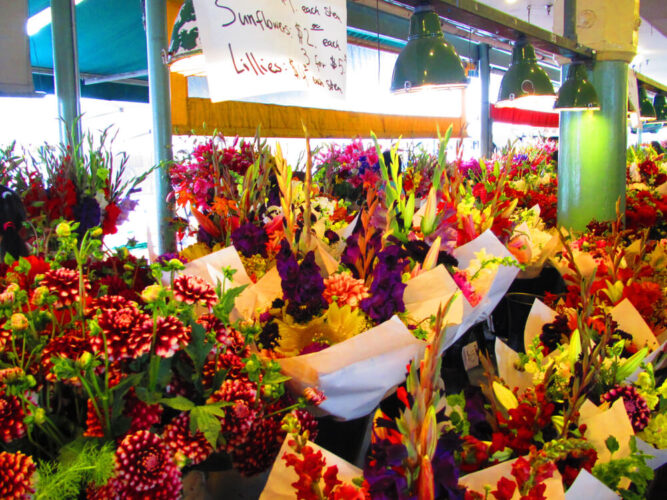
[495,338,534,394]
[523,298,558,352]
[579,399,635,464]
[160,245,251,289]
[564,469,619,500]
[512,208,561,279]
[260,437,362,500]
[635,437,667,470]
[403,265,464,330]
[234,267,282,321]
[277,316,425,420]
[459,458,565,499]
[443,230,520,351]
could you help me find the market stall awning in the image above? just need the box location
[490,103,559,128]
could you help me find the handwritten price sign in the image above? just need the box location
[192,0,347,102]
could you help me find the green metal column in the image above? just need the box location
[144,0,176,254]
[558,61,628,230]
[478,43,492,158]
[51,0,81,144]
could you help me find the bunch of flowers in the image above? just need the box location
[0,222,316,498]
[10,129,150,253]
[169,134,274,254]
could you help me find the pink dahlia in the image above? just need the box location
[323,273,370,308]
[41,267,90,307]
[198,314,248,355]
[162,413,213,467]
[602,384,651,431]
[133,316,191,358]
[113,430,182,498]
[207,377,259,452]
[86,295,135,317]
[0,393,26,443]
[202,350,245,387]
[172,275,217,308]
[0,451,35,499]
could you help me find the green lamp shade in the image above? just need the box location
[167,0,205,76]
[497,35,556,110]
[554,63,600,111]
[639,85,656,122]
[653,93,667,122]
[390,6,467,93]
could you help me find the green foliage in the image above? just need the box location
[592,437,654,500]
[35,439,115,500]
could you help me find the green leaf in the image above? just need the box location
[214,284,248,324]
[185,322,209,373]
[605,435,620,455]
[161,396,195,411]
[190,406,222,448]
[615,347,648,382]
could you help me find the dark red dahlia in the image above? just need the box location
[539,314,572,354]
[113,430,182,498]
[197,314,248,355]
[84,398,106,438]
[124,389,163,433]
[602,384,651,431]
[95,305,151,360]
[162,413,213,467]
[202,350,245,386]
[86,295,135,317]
[173,275,217,308]
[231,416,283,476]
[0,392,26,443]
[207,377,259,452]
[41,267,90,307]
[0,451,35,499]
[133,316,191,358]
[42,334,94,384]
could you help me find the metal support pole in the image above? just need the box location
[558,62,628,230]
[478,43,492,158]
[145,0,176,254]
[563,0,577,41]
[51,0,81,144]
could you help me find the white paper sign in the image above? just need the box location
[193,0,347,102]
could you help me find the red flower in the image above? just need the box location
[8,256,50,289]
[0,392,26,443]
[113,430,182,499]
[207,377,259,452]
[124,389,163,433]
[621,281,663,325]
[41,267,90,307]
[133,316,191,359]
[0,451,36,499]
[162,413,213,467]
[102,202,122,235]
[84,399,106,438]
[491,476,516,500]
[172,275,217,308]
[94,304,151,361]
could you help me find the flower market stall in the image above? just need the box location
[1,0,667,499]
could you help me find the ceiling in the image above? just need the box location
[477,0,667,89]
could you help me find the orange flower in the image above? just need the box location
[323,273,369,308]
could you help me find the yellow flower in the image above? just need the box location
[55,222,72,237]
[10,313,29,331]
[141,284,162,303]
[179,242,211,262]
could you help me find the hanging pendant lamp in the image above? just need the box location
[497,34,556,111]
[390,3,467,93]
[166,0,205,77]
[653,93,667,122]
[554,61,599,111]
[638,84,657,122]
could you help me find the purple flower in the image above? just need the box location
[433,432,465,499]
[73,195,101,236]
[360,245,408,323]
[276,240,326,313]
[231,222,268,257]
